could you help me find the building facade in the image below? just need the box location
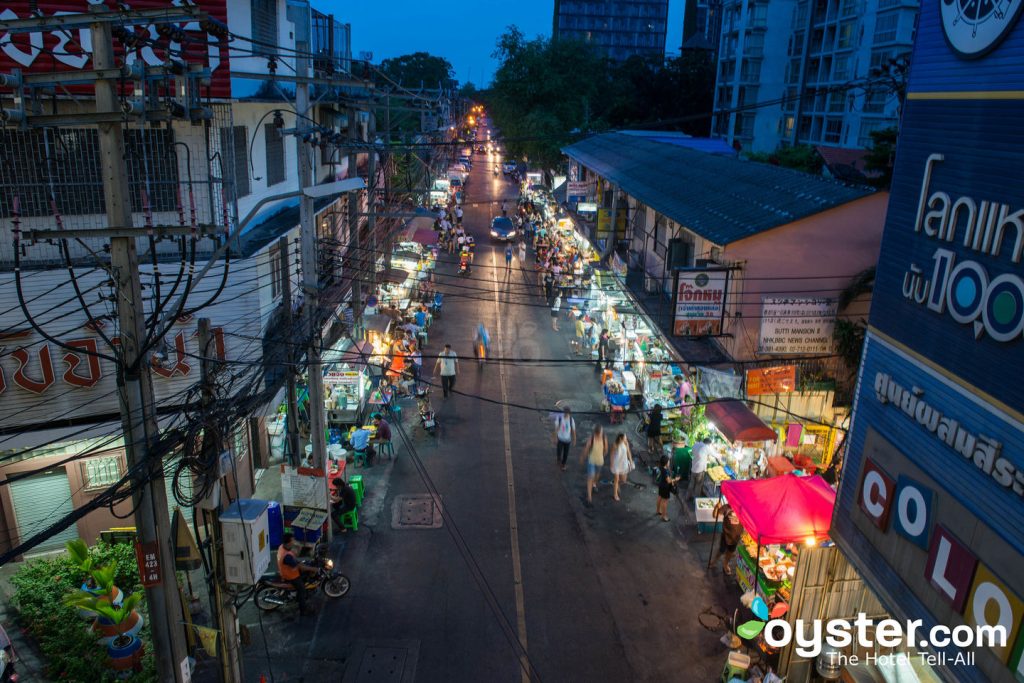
[681,0,724,56]
[712,0,917,153]
[831,3,1024,682]
[0,0,365,556]
[553,0,670,61]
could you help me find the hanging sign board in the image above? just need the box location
[673,269,728,336]
[757,297,837,354]
[279,465,328,510]
[746,365,797,395]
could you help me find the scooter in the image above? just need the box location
[253,545,351,612]
[415,387,437,435]
[0,624,18,683]
[458,260,471,277]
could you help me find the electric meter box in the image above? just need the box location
[219,499,271,585]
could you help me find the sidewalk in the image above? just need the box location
[0,562,53,682]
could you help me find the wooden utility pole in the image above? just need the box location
[198,318,243,683]
[347,106,363,332]
[279,236,301,465]
[90,12,187,682]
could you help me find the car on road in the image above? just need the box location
[489,216,516,241]
[501,160,516,175]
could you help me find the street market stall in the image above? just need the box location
[701,399,778,497]
[323,340,373,428]
[717,475,835,606]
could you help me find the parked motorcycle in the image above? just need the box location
[0,623,18,683]
[253,546,350,611]
[415,387,437,435]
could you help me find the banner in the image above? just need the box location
[195,625,219,656]
[596,208,628,236]
[746,365,797,396]
[757,297,837,354]
[673,270,728,336]
[698,366,743,400]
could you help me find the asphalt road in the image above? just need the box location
[239,121,739,683]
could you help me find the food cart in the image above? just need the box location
[701,399,777,498]
[323,340,373,428]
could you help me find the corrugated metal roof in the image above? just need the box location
[563,133,873,245]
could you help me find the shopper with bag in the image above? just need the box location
[551,406,577,471]
[609,433,634,501]
[656,455,680,522]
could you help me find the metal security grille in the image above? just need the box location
[264,124,285,186]
[0,128,179,218]
[251,0,278,55]
[219,126,250,200]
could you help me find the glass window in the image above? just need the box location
[833,54,850,79]
[745,33,764,55]
[873,13,898,43]
[269,242,283,299]
[81,456,123,490]
[251,0,278,55]
[838,21,857,48]
[824,119,843,143]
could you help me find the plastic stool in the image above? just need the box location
[721,651,750,682]
[339,508,359,532]
[353,450,368,467]
[390,405,402,423]
[610,406,625,424]
[378,440,396,459]
[348,474,365,506]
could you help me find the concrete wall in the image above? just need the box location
[719,191,888,360]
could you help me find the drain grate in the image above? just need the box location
[352,646,410,683]
[391,494,444,529]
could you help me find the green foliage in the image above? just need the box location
[64,591,143,626]
[747,144,824,175]
[864,126,898,189]
[10,542,156,682]
[485,27,716,170]
[833,319,867,380]
[379,52,455,89]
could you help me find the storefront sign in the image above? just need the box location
[745,365,797,395]
[576,202,597,214]
[873,372,1020,498]
[324,369,359,385]
[0,0,231,99]
[757,297,837,355]
[567,181,593,202]
[673,270,728,336]
[596,207,628,237]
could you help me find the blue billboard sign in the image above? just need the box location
[832,0,1024,679]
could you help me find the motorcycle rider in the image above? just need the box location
[473,323,490,360]
[277,532,318,616]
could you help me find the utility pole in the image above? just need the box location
[291,2,331,538]
[279,236,301,465]
[368,111,379,291]
[198,318,243,683]
[90,13,187,682]
[347,106,362,331]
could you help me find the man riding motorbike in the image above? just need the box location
[473,323,490,362]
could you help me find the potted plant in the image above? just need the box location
[65,540,124,619]
[63,565,143,646]
[65,591,146,675]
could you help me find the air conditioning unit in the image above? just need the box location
[220,499,271,585]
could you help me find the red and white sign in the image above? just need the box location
[0,262,261,434]
[0,0,232,99]
[135,540,161,587]
[673,270,727,336]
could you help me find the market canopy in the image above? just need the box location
[720,475,836,545]
[705,399,776,442]
[362,314,391,335]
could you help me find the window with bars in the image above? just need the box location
[264,124,285,187]
[219,126,250,199]
[251,0,278,55]
[0,128,178,218]
[268,242,283,299]
[81,456,123,490]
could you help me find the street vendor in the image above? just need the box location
[713,501,744,576]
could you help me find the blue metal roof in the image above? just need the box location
[563,133,874,245]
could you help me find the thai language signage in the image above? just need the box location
[757,297,837,355]
[673,269,728,336]
[0,0,232,99]
[745,365,797,396]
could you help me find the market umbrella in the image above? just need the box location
[705,399,777,442]
[720,474,835,545]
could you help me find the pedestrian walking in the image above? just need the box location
[686,437,712,499]
[550,293,562,331]
[609,434,634,501]
[505,244,513,270]
[434,343,459,398]
[552,406,576,471]
[455,206,463,224]
[646,404,663,455]
[597,328,610,370]
[518,240,527,263]
[543,273,554,303]
[580,424,608,506]
[656,455,680,522]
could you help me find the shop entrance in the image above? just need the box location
[10,469,78,553]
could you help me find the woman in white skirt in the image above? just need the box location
[609,433,634,501]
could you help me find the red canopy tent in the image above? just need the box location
[705,399,777,442]
[720,474,835,545]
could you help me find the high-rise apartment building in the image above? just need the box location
[553,0,670,61]
[681,0,724,56]
[712,0,917,153]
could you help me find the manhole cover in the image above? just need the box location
[352,646,410,683]
[391,494,444,529]
[554,398,594,413]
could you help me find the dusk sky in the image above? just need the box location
[328,1,685,87]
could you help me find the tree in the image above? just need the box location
[747,144,824,175]
[833,266,875,382]
[864,126,898,189]
[379,52,455,89]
